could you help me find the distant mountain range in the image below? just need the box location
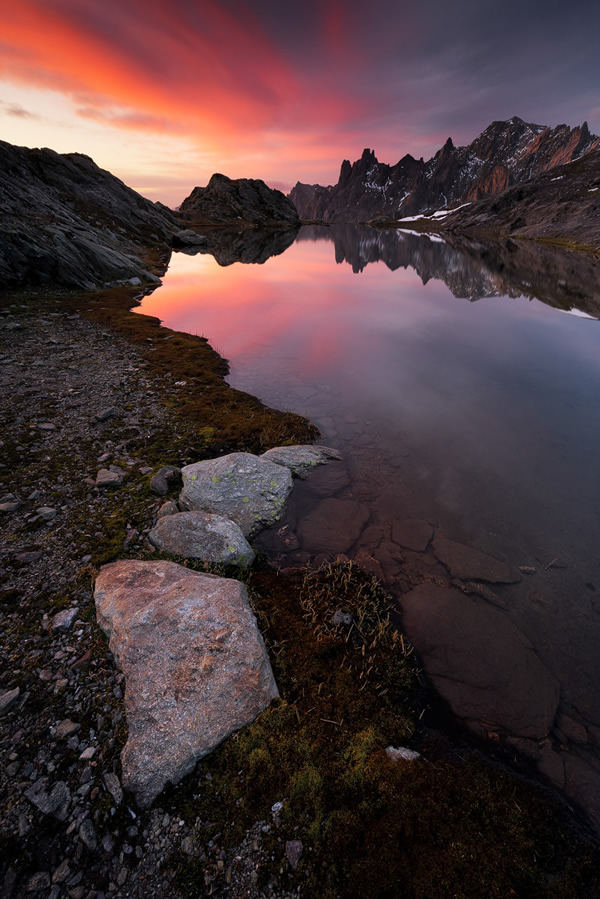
[289,117,600,222]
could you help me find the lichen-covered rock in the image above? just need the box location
[148,511,255,567]
[260,444,342,478]
[179,453,293,537]
[94,560,278,807]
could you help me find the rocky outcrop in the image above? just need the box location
[289,117,600,223]
[0,139,177,289]
[179,173,299,228]
[179,452,294,538]
[148,510,255,567]
[440,146,600,249]
[94,560,278,807]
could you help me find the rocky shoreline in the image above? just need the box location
[2,287,600,898]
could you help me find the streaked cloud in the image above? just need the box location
[0,0,598,204]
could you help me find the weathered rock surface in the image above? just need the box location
[148,511,255,567]
[433,532,521,583]
[399,585,560,739]
[260,444,342,478]
[94,560,278,807]
[180,173,300,228]
[290,117,599,223]
[296,497,370,555]
[179,453,293,538]
[0,138,176,289]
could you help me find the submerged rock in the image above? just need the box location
[94,560,278,807]
[148,510,255,567]
[433,532,521,583]
[260,444,342,478]
[179,452,293,538]
[399,585,559,739]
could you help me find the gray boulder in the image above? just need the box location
[94,560,278,807]
[148,511,255,567]
[260,444,342,478]
[179,453,293,538]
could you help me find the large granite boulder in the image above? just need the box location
[260,444,342,478]
[399,585,559,740]
[148,511,255,567]
[179,173,300,228]
[179,453,293,538]
[94,560,278,807]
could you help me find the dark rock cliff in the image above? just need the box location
[179,173,299,228]
[0,140,178,289]
[440,147,600,248]
[289,117,600,223]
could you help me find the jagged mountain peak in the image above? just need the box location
[289,117,600,223]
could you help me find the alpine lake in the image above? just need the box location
[136,223,600,830]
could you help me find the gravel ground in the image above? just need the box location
[0,299,304,899]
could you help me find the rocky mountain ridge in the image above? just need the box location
[438,145,600,248]
[289,117,600,222]
[179,173,299,228]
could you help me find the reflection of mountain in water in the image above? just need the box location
[178,226,298,266]
[298,224,510,300]
[297,224,600,318]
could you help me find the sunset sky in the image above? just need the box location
[1,0,599,207]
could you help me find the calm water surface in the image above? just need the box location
[137,226,600,825]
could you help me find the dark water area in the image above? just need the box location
[137,225,600,829]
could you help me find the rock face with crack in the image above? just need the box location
[148,510,255,567]
[94,560,279,808]
[399,585,559,739]
[179,452,293,538]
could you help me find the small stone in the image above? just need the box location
[285,839,303,869]
[519,565,537,575]
[103,772,123,805]
[94,407,119,423]
[0,501,20,513]
[79,818,98,852]
[149,466,182,496]
[37,422,56,431]
[26,871,51,892]
[181,836,195,855]
[385,746,421,762]
[52,859,71,884]
[52,608,78,632]
[545,558,568,570]
[139,465,153,475]
[25,778,71,820]
[157,500,180,519]
[0,687,20,716]
[56,718,80,739]
[79,746,97,761]
[331,609,353,628]
[96,469,123,488]
[148,511,255,567]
